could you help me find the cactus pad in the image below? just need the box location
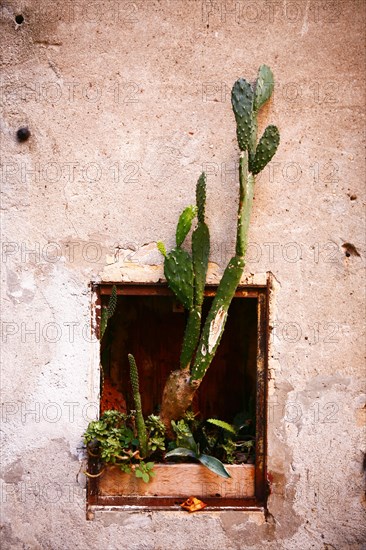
[164,247,194,310]
[231,78,254,152]
[100,285,117,339]
[192,223,209,307]
[196,173,206,223]
[191,255,245,380]
[157,241,167,257]
[249,125,280,175]
[176,205,197,247]
[253,64,274,111]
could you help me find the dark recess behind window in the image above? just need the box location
[102,294,257,423]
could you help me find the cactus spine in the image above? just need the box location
[128,354,148,458]
[159,65,279,426]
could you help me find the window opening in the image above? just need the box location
[87,283,268,511]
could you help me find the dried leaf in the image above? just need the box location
[180,496,207,513]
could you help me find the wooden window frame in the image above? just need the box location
[87,282,269,512]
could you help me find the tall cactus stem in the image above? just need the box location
[236,151,255,257]
[178,174,210,369]
[249,115,258,163]
[179,307,201,369]
[196,172,206,223]
[128,354,148,458]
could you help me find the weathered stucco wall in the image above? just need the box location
[1,0,365,548]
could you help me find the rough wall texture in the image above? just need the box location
[1,0,365,548]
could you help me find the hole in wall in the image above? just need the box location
[15,14,24,24]
[16,127,31,142]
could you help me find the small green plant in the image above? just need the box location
[83,409,164,483]
[134,460,156,483]
[165,419,231,479]
[85,294,166,483]
[84,356,167,482]
[205,416,256,465]
[146,414,168,453]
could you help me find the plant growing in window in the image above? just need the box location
[84,65,279,484]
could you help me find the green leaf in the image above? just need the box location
[165,447,197,460]
[207,418,236,434]
[253,65,274,111]
[198,454,231,479]
[142,473,149,483]
[157,241,167,257]
[171,420,198,453]
[176,205,197,247]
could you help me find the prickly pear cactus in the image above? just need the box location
[191,65,279,381]
[158,173,210,369]
[249,124,280,175]
[159,66,280,427]
[163,247,194,311]
[231,64,279,175]
[231,78,254,153]
[180,173,210,368]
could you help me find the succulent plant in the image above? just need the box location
[159,66,279,429]
[87,66,280,481]
[128,353,148,458]
[100,284,117,339]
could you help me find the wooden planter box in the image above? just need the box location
[98,463,255,499]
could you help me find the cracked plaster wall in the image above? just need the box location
[0,1,365,549]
